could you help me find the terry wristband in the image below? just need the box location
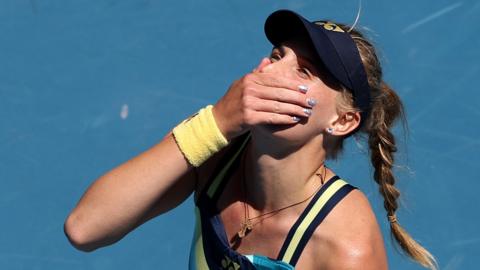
[172,105,229,167]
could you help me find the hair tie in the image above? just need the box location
[388,214,398,224]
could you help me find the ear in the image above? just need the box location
[328,111,361,136]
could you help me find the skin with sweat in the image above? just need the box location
[64,40,388,270]
[208,39,388,269]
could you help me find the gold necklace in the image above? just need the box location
[236,154,327,239]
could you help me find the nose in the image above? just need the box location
[255,58,272,72]
[259,54,294,76]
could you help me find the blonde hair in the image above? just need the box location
[332,24,438,270]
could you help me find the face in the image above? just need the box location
[253,38,343,145]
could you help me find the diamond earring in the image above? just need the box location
[326,127,334,134]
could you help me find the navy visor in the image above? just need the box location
[265,10,371,123]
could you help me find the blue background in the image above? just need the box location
[1,0,479,269]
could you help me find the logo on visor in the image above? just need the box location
[315,21,345,33]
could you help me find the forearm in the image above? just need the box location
[64,133,195,251]
[64,60,312,251]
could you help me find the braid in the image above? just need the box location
[367,83,437,270]
[368,118,399,216]
[333,23,438,269]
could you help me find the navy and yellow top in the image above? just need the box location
[189,135,357,269]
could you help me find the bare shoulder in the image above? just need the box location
[311,188,388,269]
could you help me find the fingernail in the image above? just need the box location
[292,116,301,122]
[303,108,312,116]
[307,98,317,107]
[298,85,309,93]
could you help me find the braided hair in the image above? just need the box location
[331,24,437,270]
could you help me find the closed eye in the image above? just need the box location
[270,52,282,62]
[270,46,284,62]
[297,66,313,79]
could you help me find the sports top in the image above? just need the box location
[189,134,357,269]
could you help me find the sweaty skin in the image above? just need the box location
[65,39,387,269]
[210,40,388,269]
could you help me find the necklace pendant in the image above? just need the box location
[237,220,253,239]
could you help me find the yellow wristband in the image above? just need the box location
[172,105,228,167]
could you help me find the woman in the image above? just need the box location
[64,10,436,269]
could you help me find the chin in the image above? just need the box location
[253,118,312,146]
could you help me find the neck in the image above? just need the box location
[243,132,328,212]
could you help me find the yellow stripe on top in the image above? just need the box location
[192,207,209,270]
[206,134,250,198]
[281,179,348,264]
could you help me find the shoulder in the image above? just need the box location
[311,188,388,269]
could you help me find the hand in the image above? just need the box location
[213,58,316,141]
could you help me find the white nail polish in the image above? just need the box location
[303,108,312,116]
[298,85,309,93]
[307,98,317,107]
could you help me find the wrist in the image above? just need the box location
[172,105,229,167]
[211,105,235,141]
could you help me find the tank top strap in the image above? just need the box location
[198,133,251,204]
[276,177,357,266]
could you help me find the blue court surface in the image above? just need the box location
[1,1,479,269]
